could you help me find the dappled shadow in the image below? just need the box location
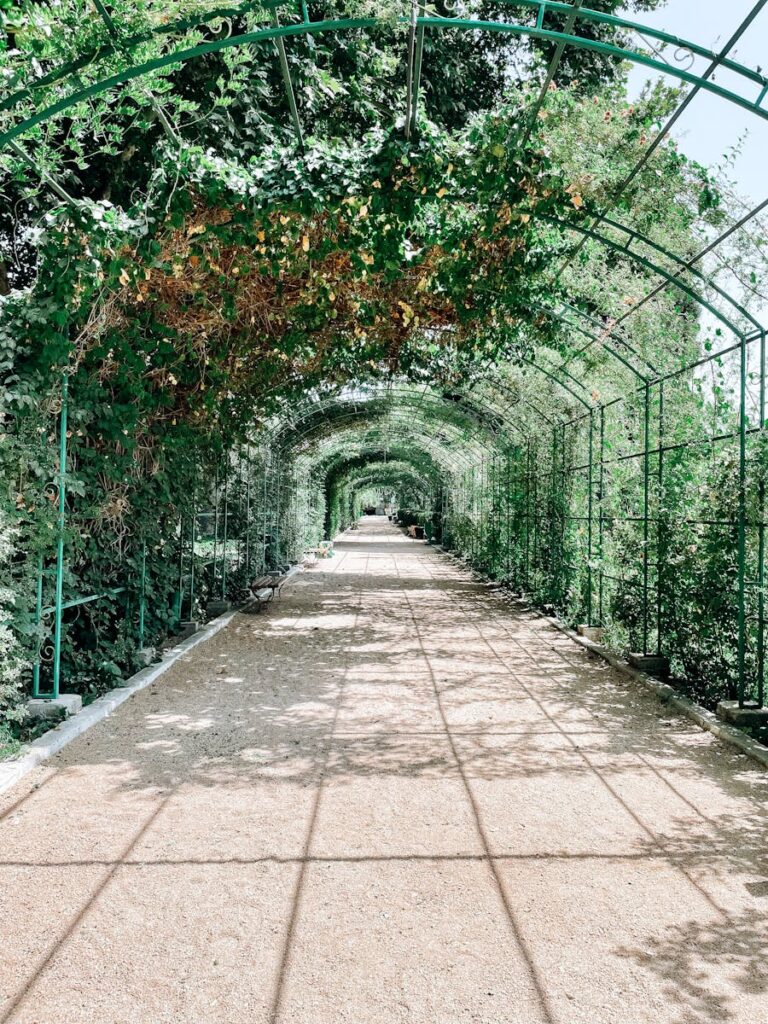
[618,909,768,1024]
[2,518,768,1023]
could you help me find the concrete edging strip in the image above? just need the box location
[545,616,768,770]
[0,611,237,798]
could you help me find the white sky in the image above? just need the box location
[623,0,767,205]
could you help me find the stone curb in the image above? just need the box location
[544,615,768,770]
[0,610,237,798]
[440,551,768,771]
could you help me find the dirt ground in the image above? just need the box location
[1,516,767,1024]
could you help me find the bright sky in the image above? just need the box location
[623,0,767,205]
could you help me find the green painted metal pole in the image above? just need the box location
[271,12,304,148]
[262,461,268,573]
[176,514,184,627]
[532,445,539,578]
[525,440,532,589]
[189,492,196,620]
[479,453,485,568]
[221,459,229,600]
[404,0,418,140]
[758,331,766,708]
[642,385,651,654]
[245,447,252,575]
[587,410,594,625]
[656,384,665,657]
[560,423,567,598]
[410,3,427,135]
[737,334,748,708]
[32,557,43,698]
[213,469,219,596]
[549,431,557,603]
[138,542,147,648]
[275,455,281,565]
[51,374,69,700]
[598,406,605,625]
[506,451,512,581]
[238,452,245,571]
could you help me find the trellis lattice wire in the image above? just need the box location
[270,329,766,710]
[3,1,766,709]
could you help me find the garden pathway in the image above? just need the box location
[1,517,767,1024]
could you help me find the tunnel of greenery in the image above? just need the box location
[0,0,767,753]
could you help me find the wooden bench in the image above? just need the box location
[246,574,286,613]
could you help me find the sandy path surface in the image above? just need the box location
[1,517,767,1024]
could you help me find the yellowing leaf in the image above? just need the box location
[571,193,583,209]
[302,235,310,252]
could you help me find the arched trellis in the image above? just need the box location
[326,458,441,528]
[7,0,766,437]
[4,1,765,709]
[262,383,558,581]
[3,2,768,146]
[2,0,765,346]
[271,389,527,450]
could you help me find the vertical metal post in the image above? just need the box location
[757,331,766,708]
[275,455,282,565]
[656,384,665,657]
[51,373,69,700]
[176,513,184,626]
[221,458,229,600]
[642,385,651,654]
[262,460,268,572]
[189,482,196,620]
[525,440,532,588]
[598,406,605,625]
[532,443,539,576]
[237,452,244,571]
[549,430,557,603]
[737,333,748,707]
[560,423,567,596]
[481,454,487,569]
[245,446,252,575]
[32,558,43,698]
[138,542,147,648]
[587,410,594,625]
[506,451,512,580]
[212,469,219,596]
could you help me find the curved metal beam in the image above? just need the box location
[3,8,767,148]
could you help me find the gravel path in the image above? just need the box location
[1,517,767,1024]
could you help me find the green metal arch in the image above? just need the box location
[287,411,492,474]
[282,405,512,462]
[315,446,447,487]
[268,387,531,451]
[2,7,767,150]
